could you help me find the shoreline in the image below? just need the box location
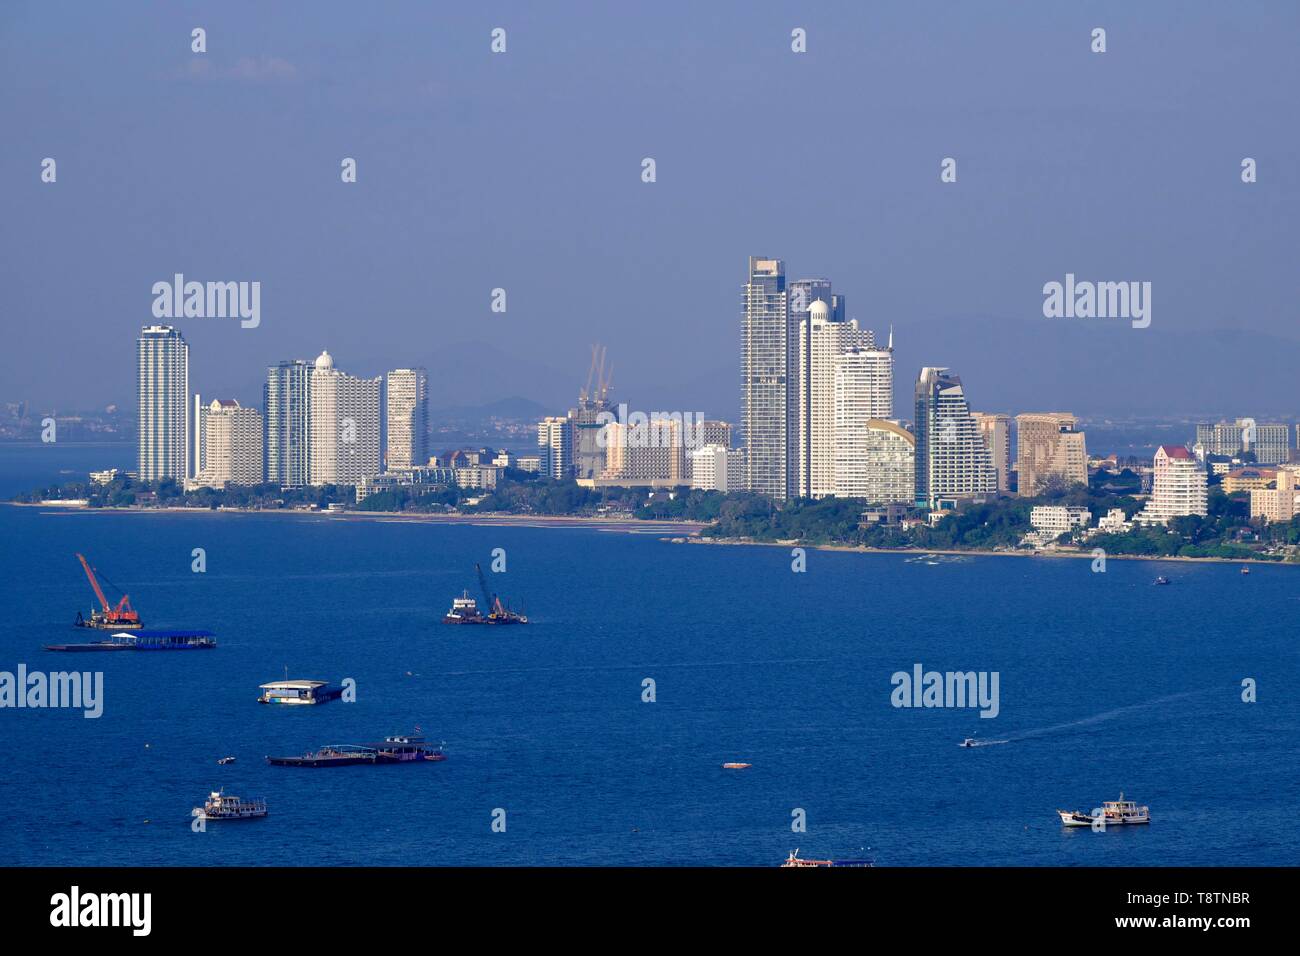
[672,536,1292,566]
[8,501,1291,565]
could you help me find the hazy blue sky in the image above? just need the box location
[3,1,1298,418]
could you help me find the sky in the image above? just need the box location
[2,1,1298,420]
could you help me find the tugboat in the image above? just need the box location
[781,849,873,868]
[1057,792,1150,827]
[194,790,267,821]
[441,564,528,625]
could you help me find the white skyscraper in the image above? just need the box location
[835,419,915,504]
[795,300,873,498]
[537,416,573,479]
[741,256,789,499]
[1135,445,1208,525]
[195,399,263,488]
[137,325,190,481]
[309,351,381,486]
[914,367,997,509]
[386,368,429,470]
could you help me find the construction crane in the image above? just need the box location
[579,344,612,408]
[74,553,143,629]
[474,562,528,625]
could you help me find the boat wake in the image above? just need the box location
[1000,687,1219,745]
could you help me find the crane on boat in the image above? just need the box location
[74,552,143,629]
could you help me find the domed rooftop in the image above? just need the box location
[809,299,830,317]
[314,350,333,370]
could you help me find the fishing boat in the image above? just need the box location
[267,733,446,767]
[781,849,873,868]
[194,790,266,821]
[1057,792,1150,827]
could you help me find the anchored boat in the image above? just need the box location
[258,680,343,705]
[45,629,216,652]
[442,564,528,624]
[267,733,446,767]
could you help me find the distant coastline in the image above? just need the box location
[9,499,1294,565]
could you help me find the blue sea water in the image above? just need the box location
[0,445,1296,866]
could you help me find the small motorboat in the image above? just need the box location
[722,762,752,770]
[1240,566,1251,575]
[960,737,976,748]
[217,756,236,765]
[1153,576,1170,585]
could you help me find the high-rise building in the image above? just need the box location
[914,367,997,509]
[836,418,915,504]
[1015,413,1088,495]
[600,416,687,484]
[690,443,744,492]
[385,368,429,470]
[308,351,381,486]
[971,412,1012,493]
[1196,419,1290,464]
[264,359,312,487]
[788,278,833,495]
[1135,445,1207,524]
[832,336,894,496]
[794,300,874,498]
[137,325,190,481]
[537,416,572,479]
[741,256,789,499]
[194,399,263,488]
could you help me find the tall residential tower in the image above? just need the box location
[741,256,789,498]
[137,325,190,481]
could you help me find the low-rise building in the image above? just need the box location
[1023,505,1091,546]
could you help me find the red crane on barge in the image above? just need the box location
[73,553,144,629]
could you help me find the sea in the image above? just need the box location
[0,442,1295,866]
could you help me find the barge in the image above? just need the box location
[45,629,216,652]
[267,733,446,767]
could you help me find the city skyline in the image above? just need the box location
[5,4,1299,417]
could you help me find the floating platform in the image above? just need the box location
[45,629,216,652]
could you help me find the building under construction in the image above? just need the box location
[570,344,613,480]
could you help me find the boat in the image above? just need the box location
[441,564,528,624]
[1240,566,1251,575]
[257,679,343,705]
[960,737,976,748]
[1057,792,1150,827]
[194,790,266,821]
[216,756,236,765]
[44,629,216,651]
[1153,576,1171,586]
[72,553,143,630]
[781,849,873,868]
[267,733,446,767]
[722,762,752,769]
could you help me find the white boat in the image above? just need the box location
[194,789,267,821]
[1057,792,1149,827]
